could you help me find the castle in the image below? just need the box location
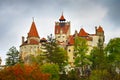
[20,14,105,65]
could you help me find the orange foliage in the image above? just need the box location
[0,64,50,80]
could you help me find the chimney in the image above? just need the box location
[75,30,78,37]
[22,36,24,44]
[95,26,97,35]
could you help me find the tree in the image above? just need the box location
[89,38,120,80]
[6,46,20,66]
[0,64,50,80]
[74,37,89,66]
[89,46,110,80]
[41,63,59,80]
[45,34,68,71]
[105,38,120,79]
[90,47,106,70]
[90,37,107,70]
[74,36,90,77]
[105,38,120,66]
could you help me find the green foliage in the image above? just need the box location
[90,47,106,70]
[104,38,120,79]
[45,34,68,70]
[6,46,20,66]
[89,37,120,80]
[73,36,92,79]
[74,36,89,67]
[105,38,120,67]
[89,69,110,80]
[41,63,59,80]
[67,69,78,80]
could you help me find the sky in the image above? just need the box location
[0,0,120,65]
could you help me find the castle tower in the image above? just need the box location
[55,13,70,47]
[96,26,105,47]
[20,20,41,62]
[27,20,40,43]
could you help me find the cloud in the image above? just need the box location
[95,0,120,26]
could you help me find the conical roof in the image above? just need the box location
[28,21,39,38]
[59,13,66,21]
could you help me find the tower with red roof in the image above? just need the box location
[20,20,47,63]
[55,13,70,47]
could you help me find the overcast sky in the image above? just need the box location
[0,0,120,64]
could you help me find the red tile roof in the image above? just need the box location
[68,35,74,45]
[28,21,40,38]
[55,25,70,34]
[41,37,46,41]
[59,14,66,21]
[78,28,88,37]
[40,37,47,42]
[97,26,104,32]
[29,39,39,44]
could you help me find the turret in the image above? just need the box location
[27,19,40,43]
[96,26,105,45]
[54,13,71,46]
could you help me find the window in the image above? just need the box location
[58,36,60,38]
[69,49,71,52]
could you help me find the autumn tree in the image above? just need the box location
[6,46,20,66]
[0,64,50,80]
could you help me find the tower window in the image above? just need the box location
[60,23,65,27]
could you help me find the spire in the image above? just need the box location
[59,12,66,21]
[28,19,40,38]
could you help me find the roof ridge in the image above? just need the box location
[79,28,88,37]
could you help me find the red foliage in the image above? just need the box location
[0,64,50,80]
